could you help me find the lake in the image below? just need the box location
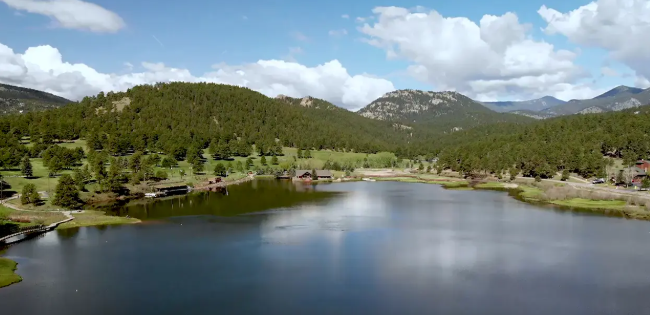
[2,180,650,314]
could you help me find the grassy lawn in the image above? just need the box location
[1,158,76,197]
[474,182,507,189]
[551,198,628,210]
[2,140,406,201]
[58,211,139,229]
[1,204,67,225]
[0,256,22,288]
[517,185,545,201]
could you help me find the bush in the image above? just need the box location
[155,170,168,180]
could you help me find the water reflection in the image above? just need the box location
[3,181,650,314]
[105,179,340,220]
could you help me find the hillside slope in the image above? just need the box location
[0,83,72,115]
[0,82,416,154]
[357,89,533,132]
[434,106,650,178]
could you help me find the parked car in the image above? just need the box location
[592,178,605,184]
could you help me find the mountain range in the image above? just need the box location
[540,85,650,116]
[481,96,566,113]
[1,81,649,132]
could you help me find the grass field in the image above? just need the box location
[551,198,628,209]
[1,140,410,204]
[0,256,22,288]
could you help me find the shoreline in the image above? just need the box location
[1,174,261,233]
[366,175,650,221]
[0,254,22,289]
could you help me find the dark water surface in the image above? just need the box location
[2,180,650,314]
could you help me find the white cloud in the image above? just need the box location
[539,0,650,85]
[341,14,349,19]
[1,0,125,33]
[636,76,650,89]
[601,66,618,77]
[0,42,394,111]
[358,6,598,101]
[328,29,348,37]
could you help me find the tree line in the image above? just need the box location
[433,107,650,180]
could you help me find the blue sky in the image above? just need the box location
[0,0,646,108]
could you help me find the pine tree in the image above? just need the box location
[616,170,624,185]
[235,160,244,173]
[52,174,80,209]
[271,154,278,165]
[129,151,143,173]
[305,149,312,158]
[208,138,219,156]
[245,157,253,168]
[561,169,570,181]
[73,168,86,191]
[214,163,226,177]
[311,169,318,180]
[109,157,125,191]
[21,155,33,177]
[261,155,267,166]
[20,183,40,205]
[509,167,518,181]
[642,177,650,189]
[192,159,204,174]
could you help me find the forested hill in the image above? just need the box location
[0,83,72,115]
[274,94,424,141]
[0,82,416,156]
[357,89,534,132]
[434,107,650,179]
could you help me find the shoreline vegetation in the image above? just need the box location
[0,252,21,288]
[358,171,650,220]
[3,169,650,289]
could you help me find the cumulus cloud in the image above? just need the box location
[539,0,650,85]
[358,6,597,101]
[1,0,125,33]
[0,42,394,111]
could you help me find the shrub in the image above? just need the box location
[155,170,168,180]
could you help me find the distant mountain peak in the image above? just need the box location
[356,89,531,132]
[594,85,644,99]
[481,95,565,113]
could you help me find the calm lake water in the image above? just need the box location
[2,180,650,314]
